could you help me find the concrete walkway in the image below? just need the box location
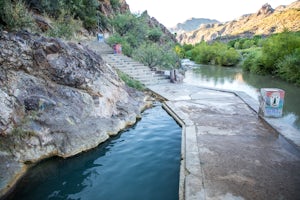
[85,40,300,200]
[148,84,300,200]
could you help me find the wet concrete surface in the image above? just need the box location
[148,83,300,200]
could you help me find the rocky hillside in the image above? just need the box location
[178,1,300,44]
[0,0,179,197]
[142,11,177,43]
[169,18,219,34]
[0,30,150,197]
[99,0,129,15]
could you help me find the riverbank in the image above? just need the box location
[149,83,300,200]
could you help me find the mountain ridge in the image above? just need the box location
[169,18,219,33]
[177,0,300,44]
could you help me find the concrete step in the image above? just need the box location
[131,76,168,81]
[142,79,170,85]
[112,65,152,72]
[110,64,152,73]
[103,60,144,67]
[111,66,150,72]
[84,41,171,86]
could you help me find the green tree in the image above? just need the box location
[242,40,255,49]
[242,49,265,74]
[276,49,300,85]
[261,31,300,74]
[133,43,164,68]
[189,41,240,66]
[182,43,193,52]
[191,42,214,64]
[215,48,241,66]
[133,43,177,69]
[147,28,162,42]
[111,12,139,36]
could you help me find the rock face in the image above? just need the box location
[0,30,148,196]
[99,0,129,17]
[177,1,300,44]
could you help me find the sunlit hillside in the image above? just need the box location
[177,1,300,44]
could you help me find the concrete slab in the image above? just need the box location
[149,83,300,200]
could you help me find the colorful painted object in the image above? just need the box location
[113,44,122,54]
[259,88,285,118]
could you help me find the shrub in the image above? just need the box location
[117,70,145,91]
[276,50,300,85]
[161,44,180,69]
[133,43,163,68]
[73,0,99,30]
[242,40,255,49]
[229,36,264,50]
[46,10,82,40]
[261,31,300,74]
[190,41,240,66]
[174,45,185,59]
[109,12,179,69]
[179,43,195,59]
[110,12,150,46]
[242,49,265,74]
[25,0,99,30]
[215,48,241,66]
[25,0,64,17]
[239,31,300,84]
[110,0,121,11]
[191,42,213,64]
[0,0,36,31]
[111,12,138,36]
[147,28,162,42]
[132,43,178,69]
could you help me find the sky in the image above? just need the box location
[125,0,296,28]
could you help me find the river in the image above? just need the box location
[181,59,300,131]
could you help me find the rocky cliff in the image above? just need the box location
[0,30,150,197]
[98,0,129,18]
[178,1,300,44]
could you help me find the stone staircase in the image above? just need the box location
[84,41,170,86]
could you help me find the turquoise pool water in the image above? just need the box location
[6,105,182,200]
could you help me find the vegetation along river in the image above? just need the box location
[182,59,300,131]
[5,104,182,200]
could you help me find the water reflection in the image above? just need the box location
[183,63,300,131]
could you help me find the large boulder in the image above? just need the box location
[0,30,149,196]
